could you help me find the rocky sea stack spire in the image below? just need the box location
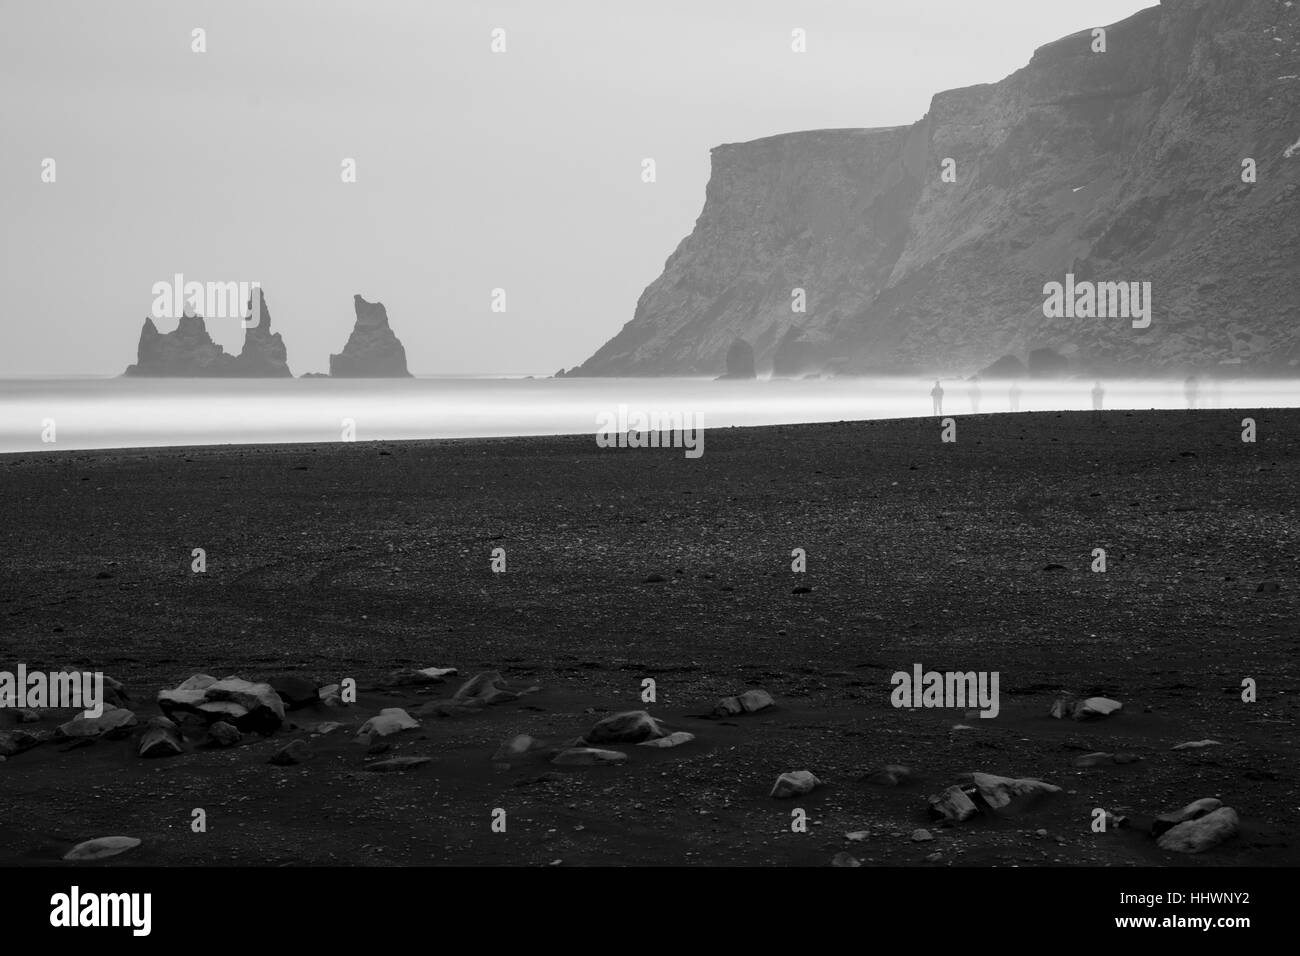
[328,294,412,377]
[123,290,292,377]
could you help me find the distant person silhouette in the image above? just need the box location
[1184,374,1199,410]
[1009,382,1022,412]
[1091,381,1104,411]
[968,376,982,414]
[931,380,944,416]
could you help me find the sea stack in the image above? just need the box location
[123,290,291,377]
[329,295,412,377]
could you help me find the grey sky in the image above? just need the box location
[0,0,1150,376]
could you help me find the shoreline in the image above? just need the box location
[1,409,1296,866]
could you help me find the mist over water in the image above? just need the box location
[1,376,1296,454]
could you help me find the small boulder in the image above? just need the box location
[1074,752,1115,767]
[637,731,695,749]
[63,836,142,862]
[453,671,528,706]
[357,708,420,738]
[0,729,44,757]
[1172,739,1222,750]
[1157,807,1239,854]
[831,852,862,867]
[713,688,774,716]
[1074,697,1122,720]
[1151,797,1222,837]
[269,739,312,766]
[771,770,821,798]
[927,785,980,822]
[206,721,241,748]
[970,772,1062,810]
[137,716,184,758]
[57,705,137,740]
[911,828,934,842]
[584,710,666,744]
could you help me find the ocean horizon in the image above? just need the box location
[2,375,1296,454]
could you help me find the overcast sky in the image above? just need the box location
[0,0,1151,376]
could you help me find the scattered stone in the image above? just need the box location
[101,675,130,708]
[317,683,342,706]
[268,675,319,710]
[844,831,870,842]
[270,739,312,765]
[713,688,774,716]
[1152,798,1222,837]
[551,747,628,766]
[928,785,980,822]
[1172,739,1222,750]
[1074,697,1123,720]
[137,716,184,758]
[311,721,342,736]
[771,770,821,798]
[911,828,934,842]
[451,671,534,706]
[366,756,433,773]
[1049,697,1076,719]
[207,721,241,747]
[63,836,141,862]
[862,765,914,786]
[584,710,666,744]
[925,852,943,863]
[637,731,695,748]
[1157,807,1239,854]
[159,675,284,733]
[831,852,861,867]
[0,730,44,757]
[357,708,420,738]
[57,705,137,740]
[970,772,1062,810]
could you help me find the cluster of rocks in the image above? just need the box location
[122,291,412,378]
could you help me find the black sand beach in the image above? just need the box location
[1,410,1296,866]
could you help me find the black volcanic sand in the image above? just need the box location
[0,410,1296,867]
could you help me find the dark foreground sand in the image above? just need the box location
[0,409,1296,866]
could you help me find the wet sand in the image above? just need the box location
[0,409,1296,866]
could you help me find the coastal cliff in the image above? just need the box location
[572,0,1300,377]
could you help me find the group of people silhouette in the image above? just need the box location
[929,374,1207,415]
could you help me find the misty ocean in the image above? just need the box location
[1,376,1297,454]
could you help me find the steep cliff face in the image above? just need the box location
[123,291,292,377]
[574,0,1300,377]
[328,295,412,377]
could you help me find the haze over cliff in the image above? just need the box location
[572,0,1300,378]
